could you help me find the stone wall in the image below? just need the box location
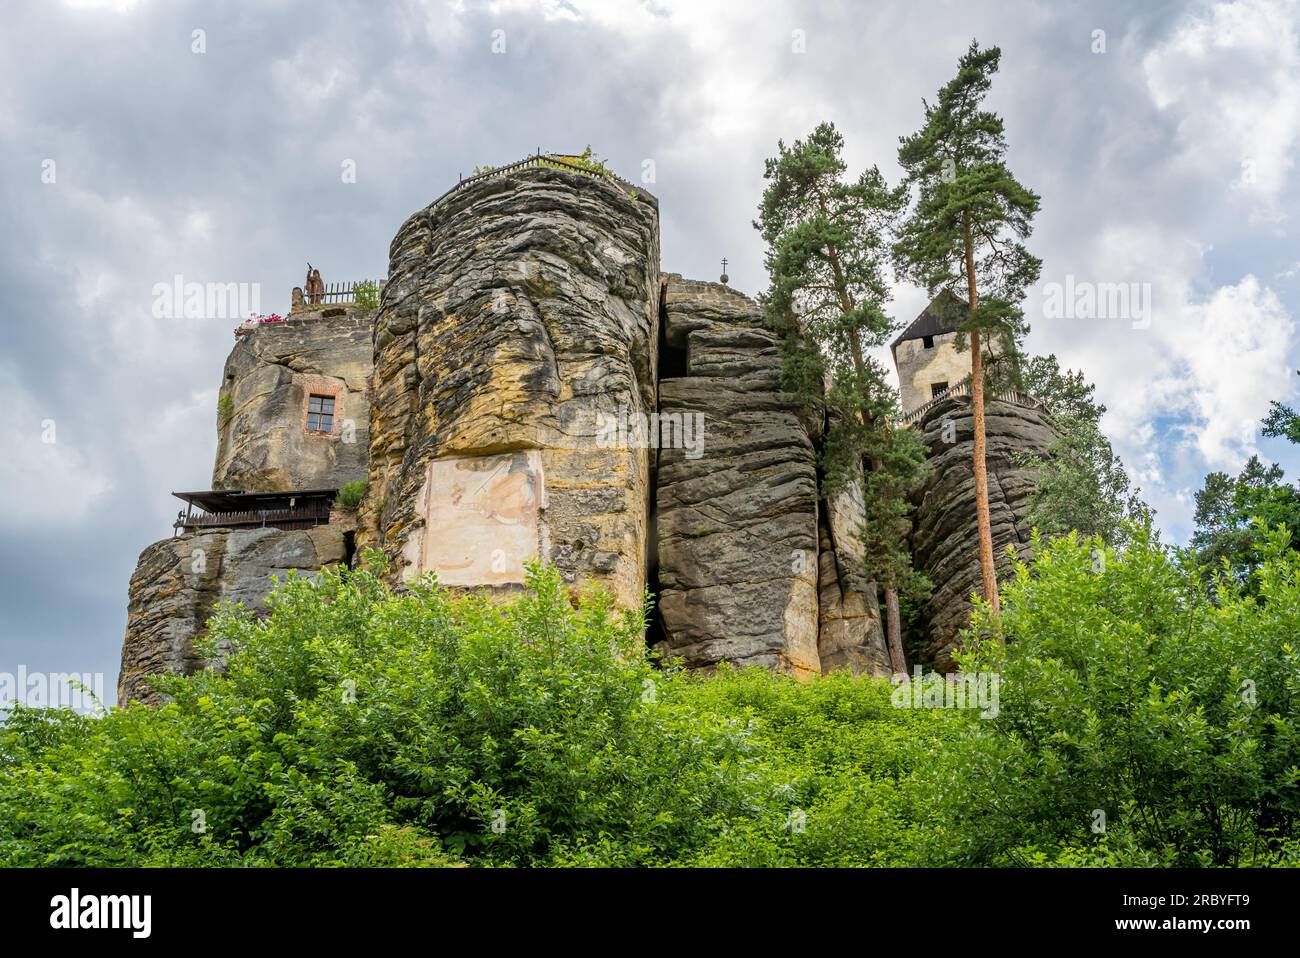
[359,168,660,608]
[213,307,373,492]
[895,332,967,415]
[118,526,348,704]
[908,394,1060,669]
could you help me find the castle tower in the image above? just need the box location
[890,289,968,415]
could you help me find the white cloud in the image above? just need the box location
[1177,275,1295,467]
[1143,0,1300,217]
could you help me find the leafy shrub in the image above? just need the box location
[917,524,1300,867]
[667,669,957,866]
[334,480,367,510]
[216,394,233,427]
[3,559,936,867]
[5,531,1297,868]
[352,280,379,312]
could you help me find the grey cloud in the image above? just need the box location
[1,0,1295,702]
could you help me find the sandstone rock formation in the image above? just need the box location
[818,482,892,675]
[908,393,1060,669]
[653,276,888,677]
[118,525,347,704]
[360,167,660,608]
[213,307,372,492]
[118,157,1060,705]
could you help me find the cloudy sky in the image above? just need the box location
[2,0,1298,703]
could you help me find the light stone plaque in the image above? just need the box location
[419,450,544,586]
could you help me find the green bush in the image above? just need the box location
[334,480,367,510]
[916,524,1300,867]
[5,531,1297,868]
[667,669,957,866]
[353,280,379,312]
[216,394,233,428]
[1,559,941,867]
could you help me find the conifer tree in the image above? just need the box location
[894,41,1042,616]
[1017,353,1145,544]
[757,122,930,671]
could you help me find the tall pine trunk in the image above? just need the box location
[964,215,1001,616]
[884,577,906,673]
[870,452,908,673]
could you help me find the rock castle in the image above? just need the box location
[118,156,1059,703]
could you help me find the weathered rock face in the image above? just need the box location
[818,482,892,675]
[360,168,660,607]
[119,165,1022,702]
[653,277,888,677]
[661,274,769,351]
[908,395,1060,669]
[118,526,347,704]
[213,307,372,492]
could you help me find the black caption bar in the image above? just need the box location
[0,867,1290,944]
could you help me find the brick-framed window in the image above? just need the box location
[306,394,335,433]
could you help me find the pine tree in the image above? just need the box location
[894,41,1042,616]
[1017,353,1146,544]
[756,122,930,671]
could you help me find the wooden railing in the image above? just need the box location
[430,152,639,209]
[897,376,1048,428]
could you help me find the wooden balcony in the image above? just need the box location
[172,489,337,535]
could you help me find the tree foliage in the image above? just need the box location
[0,559,941,867]
[894,40,1042,614]
[893,41,1042,391]
[922,525,1300,866]
[756,122,931,611]
[3,542,1299,867]
[1016,353,1146,544]
[1191,371,1300,591]
[1193,456,1300,592]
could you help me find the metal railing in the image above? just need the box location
[897,376,1048,428]
[430,152,640,209]
[177,501,333,532]
[313,282,358,304]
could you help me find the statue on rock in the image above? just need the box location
[305,263,325,304]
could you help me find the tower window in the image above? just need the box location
[930,381,949,398]
[922,335,935,348]
[307,394,335,432]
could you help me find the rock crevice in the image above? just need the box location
[653,277,888,677]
